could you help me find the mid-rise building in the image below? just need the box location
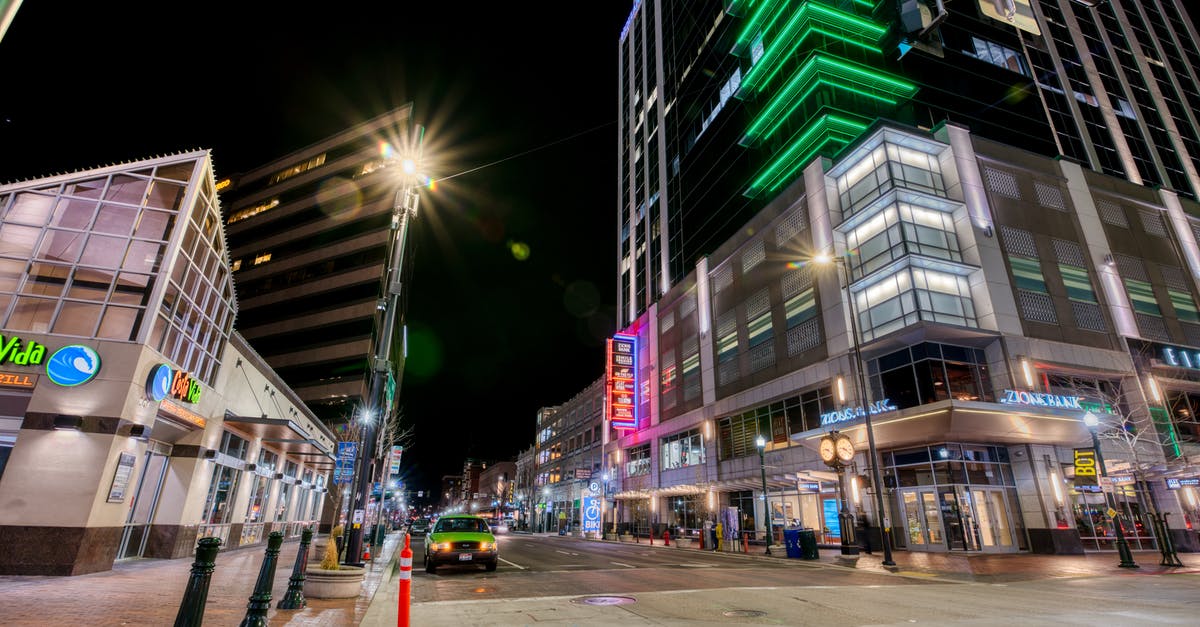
[0,152,334,574]
[533,377,605,533]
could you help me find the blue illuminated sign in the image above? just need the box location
[820,399,897,426]
[1162,346,1200,370]
[1000,390,1082,409]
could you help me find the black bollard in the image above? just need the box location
[1160,513,1184,567]
[276,527,314,610]
[238,531,284,627]
[174,537,222,627]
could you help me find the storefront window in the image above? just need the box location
[666,494,705,531]
[660,429,704,470]
[625,444,650,476]
[244,449,277,524]
[200,431,247,526]
[869,343,992,409]
[884,443,1025,552]
[1165,389,1200,443]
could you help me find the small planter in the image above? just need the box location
[304,566,365,598]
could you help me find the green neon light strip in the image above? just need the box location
[734,0,788,52]
[749,8,889,91]
[746,114,868,195]
[1149,406,1183,458]
[736,1,885,62]
[743,55,916,143]
[741,10,888,89]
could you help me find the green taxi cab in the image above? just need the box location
[423,514,498,573]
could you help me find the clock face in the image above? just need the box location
[818,436,837,463]
[835,436,855,463]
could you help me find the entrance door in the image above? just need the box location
[899,488,946,551]
[965,488,1015,552]
[116,449,168,560]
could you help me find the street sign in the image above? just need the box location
[588,481,600,494]
[582,496,601,533]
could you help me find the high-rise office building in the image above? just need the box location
[221,106,419,426]
[617,0,1200,327]
[607,0,1200,555]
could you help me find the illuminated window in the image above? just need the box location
[660,428,704,470]
[625,444,650,476]
[1170,291,1200,323]
[253,252,272,266]
[268,154,326,185]
[230,259,242,272]
[227,198,279,224]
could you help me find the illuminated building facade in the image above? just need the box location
[617,0,1200,328]
[0,153,334,575]
[610,0,1200,556]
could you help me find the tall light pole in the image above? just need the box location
[813,253,895,566]
[345,125,425,566]
[1083,411,1138,568]
[755,435,772,555]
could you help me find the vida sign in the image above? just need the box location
[0,335,46,366]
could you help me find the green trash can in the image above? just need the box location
[797,528,819,560]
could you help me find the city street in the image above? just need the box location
[361,533,1200,625]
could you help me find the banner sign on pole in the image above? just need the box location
[335,441,357,484]
[1073,447,1101,493]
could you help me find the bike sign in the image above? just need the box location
[582,496,601,533]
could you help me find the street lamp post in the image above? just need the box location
[755,435,772,555]
[1083,412,1138,568]
[814,253,896,566]
[344,126,425,566]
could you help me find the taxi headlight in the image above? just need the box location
[433,542,452,551]
[480,541,494,551]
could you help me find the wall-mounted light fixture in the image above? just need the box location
[53,414,82,431]
[1049,469,1064,507]
[203,450,217,462]
[836,375,847,403]
[1146,376,1162,403]
[129,424,149,440]
[1020,357,1035,389]
[983,224,994,238]
[850,475,861,507]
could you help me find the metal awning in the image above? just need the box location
[224,412,335,461]
[791,399,1093,452]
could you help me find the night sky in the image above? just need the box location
[0,3,633,497]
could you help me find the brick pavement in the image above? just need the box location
[0,531,400,627]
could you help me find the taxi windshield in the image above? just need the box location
[434,518,489,533]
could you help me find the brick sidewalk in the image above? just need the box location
[0,532,400,627]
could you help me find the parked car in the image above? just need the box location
[424,514,498,573]
[409,518,431,536]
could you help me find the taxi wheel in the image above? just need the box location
[425,554,436,574]
[485,560,497,572]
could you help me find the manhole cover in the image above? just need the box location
[572,595,637,606]
[723,610,767,617]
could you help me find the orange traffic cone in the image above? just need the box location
[363,545,371,561]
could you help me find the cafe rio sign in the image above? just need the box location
[146,363,202,404]
[999,389,1083,409]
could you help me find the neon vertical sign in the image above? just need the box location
[607,333,638,430]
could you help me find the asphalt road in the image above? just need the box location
[408,532,931,603]
[358,533,1200,626]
